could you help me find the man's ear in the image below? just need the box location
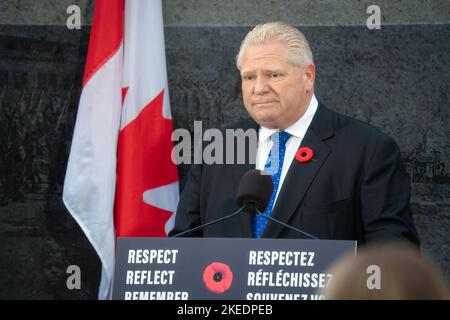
[304,64,315,92]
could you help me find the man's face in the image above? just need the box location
[240,41,315,130]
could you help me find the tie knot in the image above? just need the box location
[273,131,291,146]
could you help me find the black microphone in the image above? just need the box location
[236,169,274,213]
[172,169,318,239]
[237,170,319,240]
[172,169,274,238]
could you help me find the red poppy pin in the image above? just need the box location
[202,262,233,294]
[295,147,314,163]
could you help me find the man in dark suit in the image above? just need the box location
[169,22,419,246]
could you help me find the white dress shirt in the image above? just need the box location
[255,94,318,204]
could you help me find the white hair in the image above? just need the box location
[236,21,314,70]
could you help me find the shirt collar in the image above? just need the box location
[258,94,318,143]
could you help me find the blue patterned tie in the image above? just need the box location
[253,131,291,238]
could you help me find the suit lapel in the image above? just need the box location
[262,103,334,238]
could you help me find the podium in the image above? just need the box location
[112,237,356,300]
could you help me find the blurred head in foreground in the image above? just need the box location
[323,243,450,300]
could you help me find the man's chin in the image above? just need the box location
[252,116,280,129]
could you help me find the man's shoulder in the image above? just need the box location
[319,103,396,145]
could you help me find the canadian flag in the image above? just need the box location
[63,0,179,299]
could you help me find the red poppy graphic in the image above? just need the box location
[296,147,314,163]
[202,262,233,294]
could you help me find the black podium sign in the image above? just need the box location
[112,237,356,300]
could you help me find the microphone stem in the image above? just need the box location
[255,208,319,240]
[172,206,246,238]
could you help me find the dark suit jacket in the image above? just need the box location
[170,103,420,246]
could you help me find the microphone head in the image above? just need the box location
[236,169,274,213]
